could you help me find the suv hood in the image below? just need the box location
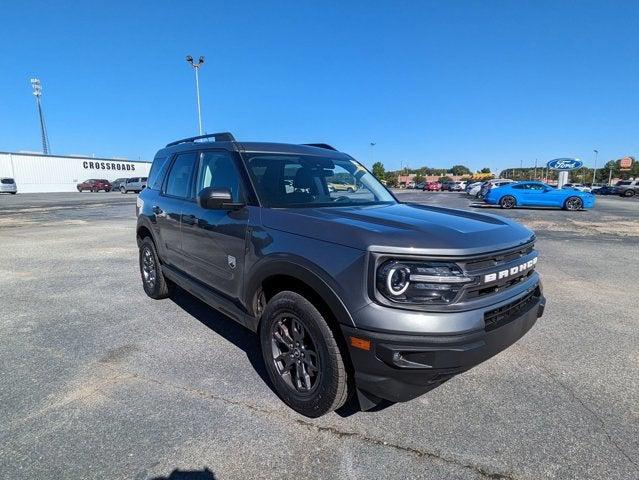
[262,203,535,255]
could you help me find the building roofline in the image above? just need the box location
[0,151,150,163]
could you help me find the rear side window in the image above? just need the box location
[164,152,197,198]
[148,155,171,190]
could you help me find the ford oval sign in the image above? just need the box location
[547,158,583,170]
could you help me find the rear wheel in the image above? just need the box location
[259,291,350,417]
[564,196,583,211]
[624,190,635,197]
[139,237,172,299]
[77,187,82,192]
[120,187,126,194]
[500,195,516,209]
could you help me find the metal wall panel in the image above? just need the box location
[0,152,151,193]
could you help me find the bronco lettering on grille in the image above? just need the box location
[483,257,537,284]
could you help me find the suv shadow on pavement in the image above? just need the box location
[168,286,394,417]
[148,467,216,479]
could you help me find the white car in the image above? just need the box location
[562,183,591,193]
[0,177,17,194]
[479,178,515,198]
[120,176,148,194]
[466,181,483,196]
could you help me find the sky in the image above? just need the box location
[1,1,638,173]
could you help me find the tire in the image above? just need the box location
[139,237,172,299]
[259,291,350,417]
[624,190,635,197]
[500,195,516,209]
[120,187,126,194]
[347,187,354,193]
[77,187,82,192]
[564,196,583,211]
[10,192,16,195]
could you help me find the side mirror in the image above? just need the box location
[197,187,242,210]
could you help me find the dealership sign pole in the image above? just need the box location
[546,158,583,188]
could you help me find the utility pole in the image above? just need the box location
[592,149,598,184]
[186,55,205,135]
[534,158,538,180]
[30,78,50,154]
[369,142,376,167]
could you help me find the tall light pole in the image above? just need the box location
[186,55,205,135]
[592,149,598,184]
[369,142,376,167]
[30,78,50,154]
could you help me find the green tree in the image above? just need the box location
[372,161,385,180]
[414,174,424,184]
[439,176,453,183]
[451,165,472,176]
[480,167,491,174]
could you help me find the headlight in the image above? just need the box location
[376,260,473,305]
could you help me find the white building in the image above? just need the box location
[0,151,151,193]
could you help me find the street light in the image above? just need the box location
[592,149,599,184]
[30,78,50,154]
[186,55,205,135]
[369,142,376,166]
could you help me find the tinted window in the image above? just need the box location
[512,184,525,189]
[148,156,170,190]
[194,151,243,202]
[245,154,394,208]
[165,152,196,198]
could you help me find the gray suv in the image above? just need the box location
[137,133,545,417]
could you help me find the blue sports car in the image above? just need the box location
[484,181,595,210]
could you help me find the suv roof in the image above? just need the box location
[157,132,350,160]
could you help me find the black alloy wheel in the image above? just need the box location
[139,237,172,299]
[259,291,350,417]
[500,195,516,209]
[564,196,583,211]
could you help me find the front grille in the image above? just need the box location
[460,241,537,300]
[484,289,540,332]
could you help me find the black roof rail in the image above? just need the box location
[301,143,337,151]
[166,132,236,147]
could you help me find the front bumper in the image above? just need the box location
[342,289,545,406]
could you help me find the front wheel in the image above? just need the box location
[139,237,172,299]
[624,190,636,197]
[259,291,351,417]
[500,195,516,209]
[564,196,583,211]
[120,187,126,194]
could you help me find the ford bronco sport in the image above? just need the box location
[136,132,545,417]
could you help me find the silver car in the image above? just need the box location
[120,177,147,194]
[0,177,17,194]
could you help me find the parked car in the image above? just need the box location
[449,181,467,191]
[110,178,128,191]
[120,177,148,193]
[467,181,484,197]
[465,181,482,194]
[77,179,112,192]
[592,185,619,195]
[0,177,17,194]
[137,132,545,417]
[615,179,639,197]
[562,183,591,193]
[415,182,425,190]
[327,179,358,192]
[423,181,441,191]
[440,181,453,191]
[484,181,595,210]
[478,178,515,198]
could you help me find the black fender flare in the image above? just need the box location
[244,255,356,328]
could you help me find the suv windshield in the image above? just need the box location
[244,153,395,208]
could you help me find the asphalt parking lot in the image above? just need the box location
[1,191,638,479]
